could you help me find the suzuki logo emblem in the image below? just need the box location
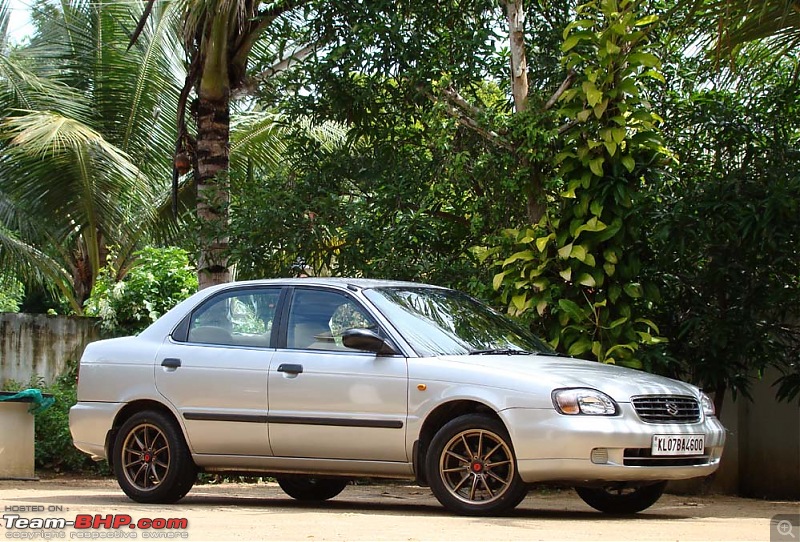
[665,402,680,416]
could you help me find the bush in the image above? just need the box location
[0,275,24,312]
[85,246,198,336]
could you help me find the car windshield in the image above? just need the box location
[364,286,553,357]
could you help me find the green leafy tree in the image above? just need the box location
[228,99,511,291]
[289,0,575,225]
[246,1,579,293]
[646,51,800,409]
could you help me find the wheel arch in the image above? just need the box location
[105,400,184,469]
[414,400,506,486]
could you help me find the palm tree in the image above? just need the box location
[130,0,315,288]
[0,0,185,311]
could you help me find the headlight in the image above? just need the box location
[699,392,715,417]
[552,388,618,416]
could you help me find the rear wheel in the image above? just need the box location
[113,410,197,503]
[575,481,667,514]
[276,476,349,501]
[426,414,528,516]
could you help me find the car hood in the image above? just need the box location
[435,354,698,402]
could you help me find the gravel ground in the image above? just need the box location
[0,476,798,541]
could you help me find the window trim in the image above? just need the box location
[277,286,399,354]
[171,286,286,348]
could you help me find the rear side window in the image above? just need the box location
[184,288,280,347]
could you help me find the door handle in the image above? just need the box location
[161,358,182,369]
[277,363,303,374]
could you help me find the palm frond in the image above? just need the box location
[2,110,137,169]
[0,52,92,119]
[708,0,800,58]
[20,0,181,187]
[0,110,161,251]
[0,0,10,52]
[230,111,288,169]
[122,0,184,154]
[292,116,349,153]
[0,223,79,312]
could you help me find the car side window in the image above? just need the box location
[187,289,280,347]
[286,289,377,351]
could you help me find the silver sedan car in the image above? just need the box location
[70,278,725,515]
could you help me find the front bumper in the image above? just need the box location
[503,404,726,484]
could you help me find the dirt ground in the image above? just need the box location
[0,476,798,542]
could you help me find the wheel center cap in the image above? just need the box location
[143,453,152,463]
[472,461,483,473]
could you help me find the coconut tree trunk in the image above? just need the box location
[193,9,234,290]
[195,93,231,289]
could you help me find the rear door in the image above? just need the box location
[155,287,282,456]
[267,287,409,461]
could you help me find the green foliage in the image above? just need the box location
[647,57,800,403]
[3,362,107,473]
[84,247,197,336]
[0,275,24,312]
[230,77,527,295]
[491,0,667,369]
[253,1,575,296]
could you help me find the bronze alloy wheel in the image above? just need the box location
[121,422,171,491]
[427,414,528,515]
[113,410,197,503]
[438,427,516,505]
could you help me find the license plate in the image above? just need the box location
[651,434,705,456]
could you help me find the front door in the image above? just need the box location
[268,287,408,461]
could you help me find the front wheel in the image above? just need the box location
[426,414,528,516]
[113,410,197,503]
[276,476,349,501]
[575,481,667,514]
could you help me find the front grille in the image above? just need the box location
[624,448,710,467]
[631,395,701,424]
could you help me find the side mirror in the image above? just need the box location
[342,328,398,355]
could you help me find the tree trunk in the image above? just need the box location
[504,0,544,223]
[527,168,546,224]
[195,94,231,289]
[505,0,529,113]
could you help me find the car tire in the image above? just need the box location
[276,476,349,501]
[575,481,667,514]
[426,414,528,516]
[113,410,197,503]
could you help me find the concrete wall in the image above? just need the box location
[0,313,100,385]
[734,367,800,499]
[671,367,799,500]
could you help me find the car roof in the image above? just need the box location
[209,277,447,291]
